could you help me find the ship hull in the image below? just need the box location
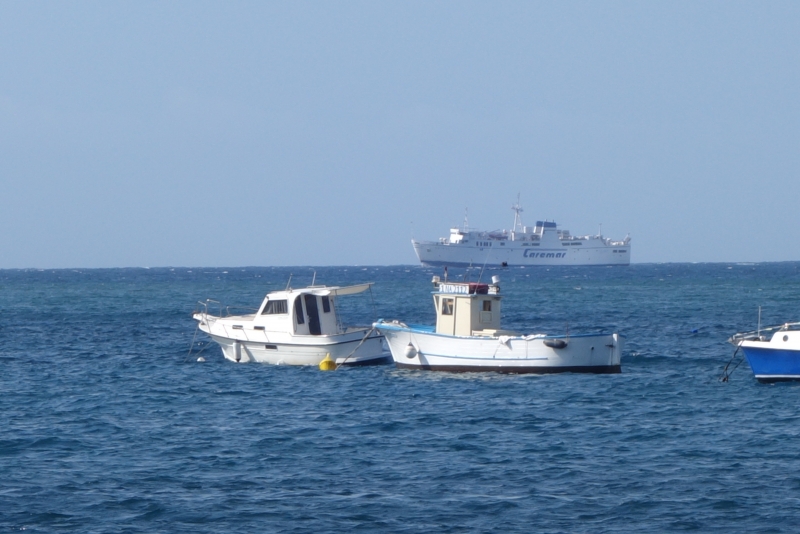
[376,322,623,374]
[740,343,800,383]
[196,320,388,366]
[412,240,630,267]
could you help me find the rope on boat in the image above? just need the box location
[335,326,377,369]
[368,285,378,323]
[185,319,210,362]
[720,343,744,382]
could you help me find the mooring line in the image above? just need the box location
[335,326,377,369]
[720,344,744,382]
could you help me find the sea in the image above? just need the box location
[2,263,800,533]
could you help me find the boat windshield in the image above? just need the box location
[262,299,288,315]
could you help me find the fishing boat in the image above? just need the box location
[729,321,800,382]
[193,283,389,366]
[412,199,631,267]
[374,276,623,373]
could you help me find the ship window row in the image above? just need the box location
[262,299,288,314]
[613,249,628,253]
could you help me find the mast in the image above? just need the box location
[511,194,524,241]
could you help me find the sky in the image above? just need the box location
[1,1,798,268]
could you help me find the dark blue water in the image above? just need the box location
[3,264,800,533]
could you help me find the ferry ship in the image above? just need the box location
[412,200,631,267]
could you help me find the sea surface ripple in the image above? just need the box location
[2,264,800,533]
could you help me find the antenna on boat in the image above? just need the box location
[758,306,762,339]
[477,254,490,285]
[369,285,377,320]
[463,208,469,232]
[285,273,293,290]
[311,271,317,286]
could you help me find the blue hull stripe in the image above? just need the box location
[394,363,621,374]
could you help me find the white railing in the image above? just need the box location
[729,321,800,344]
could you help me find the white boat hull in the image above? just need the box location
[206,333,387,365]
[194,312,388,366]
[413,239,630,267]
[376,322,623,373]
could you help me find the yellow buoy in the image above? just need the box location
[319,353,337,371]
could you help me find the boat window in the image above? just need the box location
[262,299,288,314]
[482,300,492,312]
[304,294,321,335]
[322,295,331,313]
[442,298,454,315]
[294,296,305,324]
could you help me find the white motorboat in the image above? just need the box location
[375,276,623,373]
[412,198,631,267]
[193,283,388,366]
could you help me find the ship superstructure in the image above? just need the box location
[412,200,630,267]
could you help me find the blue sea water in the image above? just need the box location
[2,263,800,533]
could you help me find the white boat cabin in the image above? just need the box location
[252,283,372,336]
[432,277,504,336]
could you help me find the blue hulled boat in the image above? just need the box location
[730,322,800,382]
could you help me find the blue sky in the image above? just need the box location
[1,1,798,267]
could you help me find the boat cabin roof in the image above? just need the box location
[251,283,373,336]
[263,283,373,300]
[433,280,499,296]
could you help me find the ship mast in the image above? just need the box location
[511,194,524,241]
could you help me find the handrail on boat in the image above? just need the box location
[224,306,259,317]
[194,299,257,318]
[729,321,800,344]
[195,299,222,318]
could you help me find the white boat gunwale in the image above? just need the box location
[374,320,621,341]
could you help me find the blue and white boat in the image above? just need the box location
[374,276,623,374]
[730,322,800,382]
